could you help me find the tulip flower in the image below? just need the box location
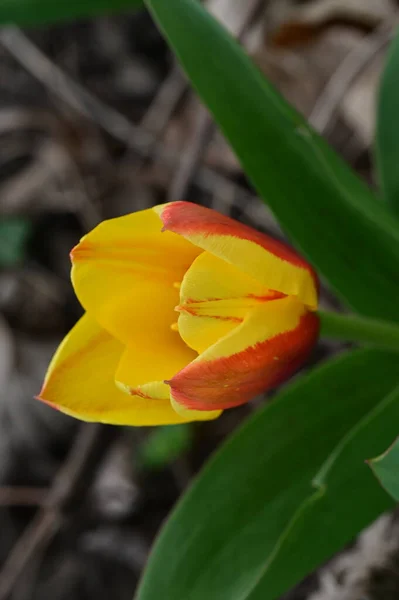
[38,202,319,425]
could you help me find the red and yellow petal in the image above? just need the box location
[169,297,319,412]
[37,314,211,425]
[154,202,318,310]
[71,207,201,346]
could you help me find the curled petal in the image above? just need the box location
[71,208,200,345]
[169,297,319,411]
[38,314,208,426]
[155,202,318,309]
[177,250,283,353]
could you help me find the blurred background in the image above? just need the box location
[0,1,398,599]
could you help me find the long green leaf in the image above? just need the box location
[0,0,143,26]
[247,383,399,600]
[376,28,399,216]
[136,350,399,600]
[368,436,399,501]
[145,0,399,323]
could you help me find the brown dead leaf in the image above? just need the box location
[266,0,395,48]
[254,27,365,118]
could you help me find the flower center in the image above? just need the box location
[171,251,288,354]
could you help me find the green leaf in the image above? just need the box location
[376,28,399,216]
[247,381,399,600]
[0,0,143,26]
[0,218,32,267]
[139,425,192,470]
[136,349,399,600]
[145,0,399,323]
[368,436,399,502]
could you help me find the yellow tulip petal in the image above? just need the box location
[170,396,222,421]
[115,326,195,394]
[116,339,220,422]
[177,250,283,353]
[38,314,203,426]
[169,297,319,411]
[71,208,201,345]
[155,202,318,310]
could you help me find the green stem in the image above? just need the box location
[319,311,399,352]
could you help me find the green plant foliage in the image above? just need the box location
[0,0,143,26]
[139,425,192,470]
[247,382,399,599]
[136,350,399,600]
[376,27,399,216]
[0,218,32,268]
[145,0,399,323]
[368,436,399,502]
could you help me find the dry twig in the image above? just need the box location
[0,26,273,227]
[0,423,118,600]
[167,105,215,201]
[0,487,47,507]
[309,20,395,134]
[127,63,189,181]
[138,63,187,142]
